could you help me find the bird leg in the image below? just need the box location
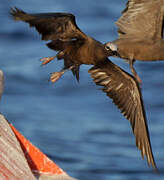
[130,60,142,84]
[50,65,74,83]
[40,56,56,65]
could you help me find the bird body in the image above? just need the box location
[46,36,110,81]
[57,38,108,65]
[113,38,164,61]
[10,7,157,169]
[106,0,164,83]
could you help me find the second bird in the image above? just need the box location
[106,0,164,83]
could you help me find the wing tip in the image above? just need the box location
[10,7,26,21]
[138,140,158,171]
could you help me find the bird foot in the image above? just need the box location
[129,60,142,84]
[40,56,56,65]
[50,65,75,83]
[50,71,65,83]
[135,74,142,84]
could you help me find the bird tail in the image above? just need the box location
[71,65,80,82]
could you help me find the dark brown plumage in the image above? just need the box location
[10,7,115,82]
[106,0,164,83]
[10,7,157,169]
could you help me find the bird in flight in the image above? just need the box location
[106,0,164,84]
[10,7,157,169]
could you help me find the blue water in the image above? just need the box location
[1,0,164,179]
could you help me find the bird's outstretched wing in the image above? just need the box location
[10,7,87,41]
[88,59,157,169]
[116,0,164,40]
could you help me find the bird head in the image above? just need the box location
[104,42,120,57]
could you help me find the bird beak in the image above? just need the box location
[112,51,121,57]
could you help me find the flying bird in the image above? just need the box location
[10,7,157,169]
[106,0,164,83]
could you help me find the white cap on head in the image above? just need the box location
[106,42,117,51]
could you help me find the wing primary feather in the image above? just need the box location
[10,7,87,41]
[89,59,157,170]
[116,0,164,40]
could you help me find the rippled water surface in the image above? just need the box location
[1,0,164,179]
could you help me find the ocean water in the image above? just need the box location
[1,0,164,179]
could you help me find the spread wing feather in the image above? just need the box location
[88,59,157,169]
[116,0,164,39]
[10,7,87,41]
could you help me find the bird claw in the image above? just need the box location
[50,71,64,83]
[135,74,142,85]
[40,56,56,65]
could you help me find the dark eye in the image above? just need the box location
[105,45,111,51]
